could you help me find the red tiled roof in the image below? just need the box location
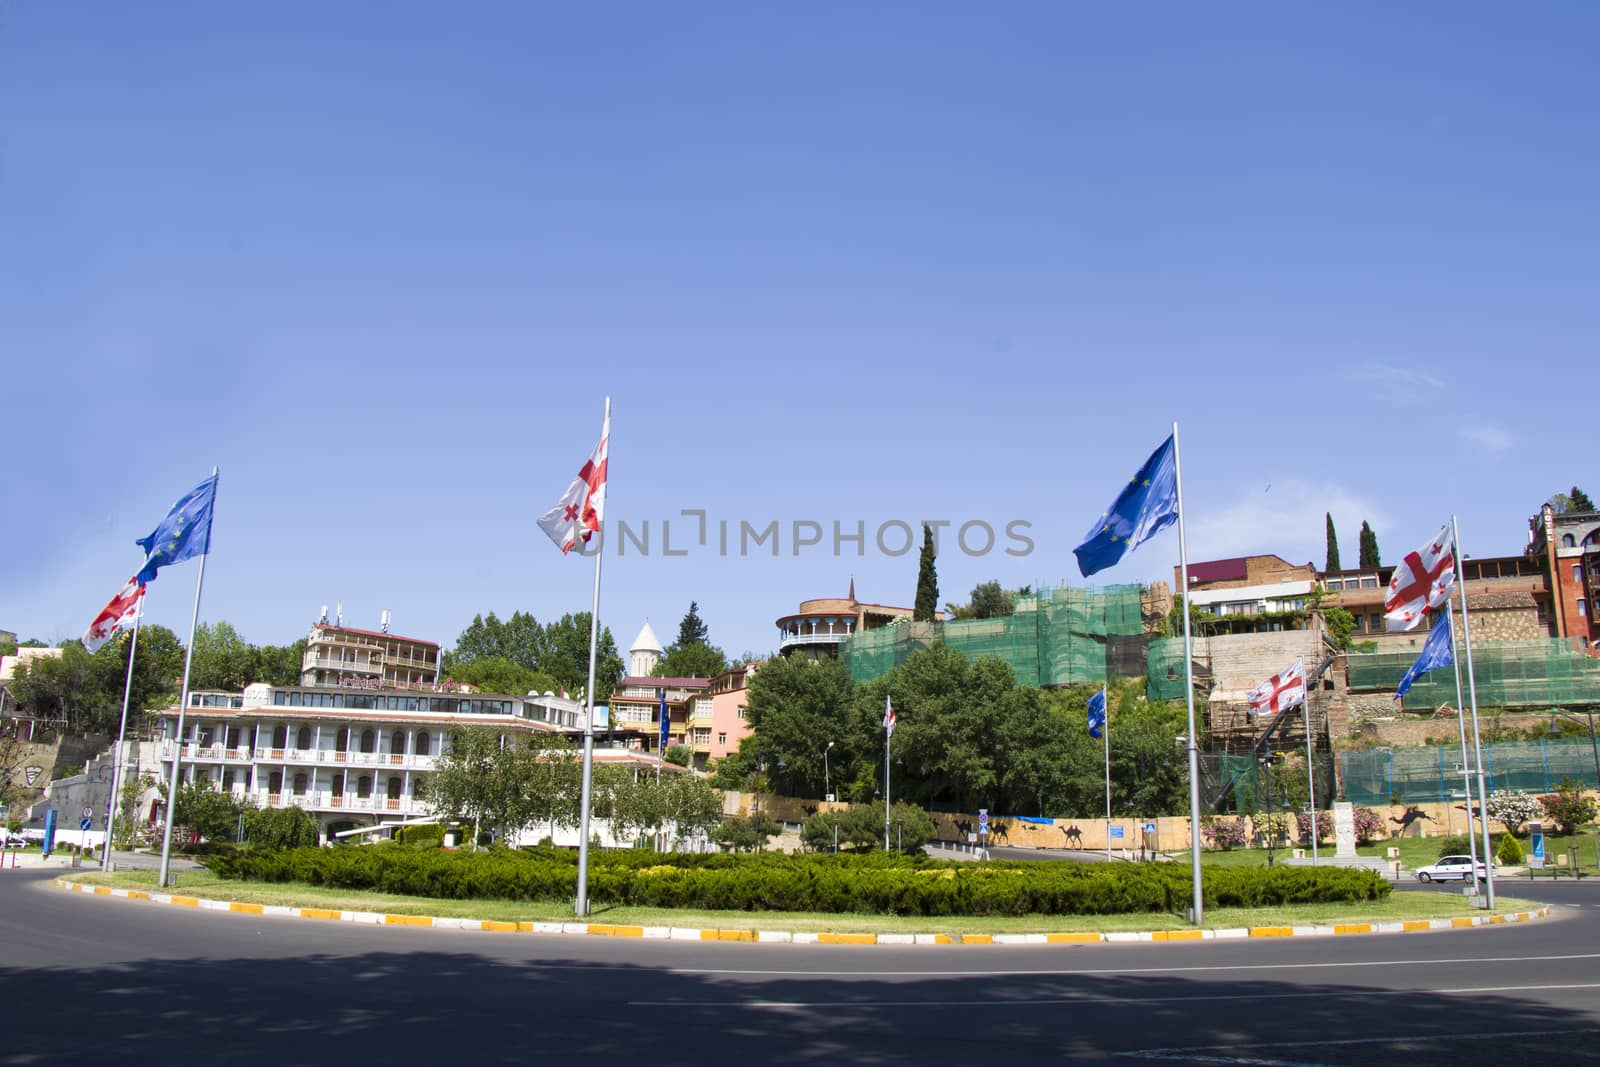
[312,624,440,648]
[619,676,714,689]
[1187,558,1250,584]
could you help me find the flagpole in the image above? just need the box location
[1303,690,1318,868]
[1452,515,1495,908]
[158,468,218,889]
[101,593,144,871]
[1102,689,1112,861]
[884,717,892,852]
[1172,421,1204,925]
[574,397,610,917]
[1445,601,1482,895]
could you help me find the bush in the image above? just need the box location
[1435,835,1471,858]
[242,806,319,849]
[203,847,1390,917]
[1353,807,1384,845]
[1496,833,1525,866]
[1486,790,1542,835]
[1540,786,1598,835]
[1295,812,1332,845]
[1201,818,1247,851]
[395,823,446,849]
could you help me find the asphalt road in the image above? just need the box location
[4,870,1600,1065]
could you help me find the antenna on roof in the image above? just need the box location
[336,601,343,626]
[381,609,391,634]
[318,605,329,625]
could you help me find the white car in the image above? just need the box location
[1415,854,1488,883]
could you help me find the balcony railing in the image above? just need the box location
[304,656,383,672]
[162,743,437,772]
[777,630,848,649]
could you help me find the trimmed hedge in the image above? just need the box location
[204,847,1390,917]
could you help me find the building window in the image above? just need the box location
[293,773,307,796]
[357,775,372,799]
[222,769,235,790]
[1581,599,1589,619]
[1563,534,1577,547]
[1359,577,1378,589]
[1351,615,1364,633]
[1577,565,1585,585]
[717,732,727,746]
[391,730,406,755]
[360,729,375,754]
[272,725,287,748]
[387,777,402,800]
[296,726,311,750]
[416,732,431,756]
[737,707,748,721]
[269,771,283,795]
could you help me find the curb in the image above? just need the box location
[50,879,1553,944]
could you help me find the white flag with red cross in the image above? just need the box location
[538,411,609,554]
[1247,658,1306,716]
[1384,524,1456,632]
[82,577,145,653]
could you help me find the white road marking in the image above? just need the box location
[629,982,1600,1008]
[1118,1026,1600,1062]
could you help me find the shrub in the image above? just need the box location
[1201,817,1247,851]
[395,823,446,849]
[1353,807,1384,845]
[1294,812,1332,845]
[1485,790,1542,835]
[1435,835,1471,858]
[1496,832,1525,866]
[1539,786,1598,835]
[203,847,1389,917]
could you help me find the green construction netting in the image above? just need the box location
[1147,638,1193,702]
[1339,739,1600,804]
[841,584,1146,687]
[1345,638,1600,709]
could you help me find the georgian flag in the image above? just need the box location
[82,577,144,653]
[1384,524,1456,632]
[884,695,896,738]
[1247,658,1306,717]
[538,410,609,554]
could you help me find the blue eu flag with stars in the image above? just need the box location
[1394,606,1454,701]
[136,473,217,584]
[1087,687,1107,739]
[1074,435,1179,578]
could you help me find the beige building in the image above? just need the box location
[300,619,442,689]
[776,581,935,659]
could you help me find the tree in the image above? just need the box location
[945,580,1015,621]
[447,656,560,696]
[189,622,259,691]
[167,779,246,843]
[675,602,710,648]
[448,611,546,672]
[421,728,538,845]
[913,524,939,622]
[256,639,307,687]
[1325,513,1341,572]
[1358,522,1381,568]
[525,735,582,842]
[662,744,693,767]
[539,613,623,702]
[1570,486,1596,513]
[1322,605,1355,649]
[658,773,723,847]
[656,602,729,679]
[9,643,113,733]
[713,812,777,852]
[740,654,855,797]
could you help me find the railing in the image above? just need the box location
[161,744,437,772]
[777,630,848,649]
[304,656,383,672]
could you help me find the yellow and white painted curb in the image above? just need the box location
[51,879,1550,945]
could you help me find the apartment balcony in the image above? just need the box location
[250,790,430,816]
[304,656,383,673]
[162,743,437,772]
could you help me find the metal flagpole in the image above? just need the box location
[884,717,892,851]
[101,592,145,871]
[1172,422,1204,925]
[1303,691,1318,868]
[1452,515,1495,908]
[1444,601,1481,897]
[1102,688,1112,861]
[574,397,610,917]
[158,468,218,889]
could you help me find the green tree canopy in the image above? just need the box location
[448,610,546,672]
[1569,486,1596,513]
[446,656,560,696]
[1358,521,1381,568]
[675,602,710,648]
[913,525,940,621]
[1325,513,1341,572]
[740,654,855,797]
[656,602,729,679]
[190,621,259,691]
[540,613,623,702]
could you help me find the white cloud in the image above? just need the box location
[1459,423,1513,451]
[1346,362,1444,391]
[1185,480,1387,567]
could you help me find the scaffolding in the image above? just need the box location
[1339,738,1600,804]
[1346,637,1600,709]
[841,584,1148,687]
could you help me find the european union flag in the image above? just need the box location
[1074,435,1179,578]
[135,474,217,584]
[658,688,670,754]
[1087,687,1107,739]
[1394,606,1454,700]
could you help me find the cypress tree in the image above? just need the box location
[914,525,940,621]
[1358,521,1381,568]
[1324,513,1342,572]
[1570,486,1596,513]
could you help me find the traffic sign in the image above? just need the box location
[82,806,93,820]
[1142,822,1156,833]
[978,809,989,836]
[80,818,91,832]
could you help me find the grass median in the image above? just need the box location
[60,868,1544,935]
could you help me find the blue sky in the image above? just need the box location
[3,4,1596,660]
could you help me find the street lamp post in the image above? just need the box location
[824,741,834,802]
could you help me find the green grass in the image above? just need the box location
[60,868,1542,933]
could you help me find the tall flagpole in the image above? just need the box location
[1444,601,1481,896]
[574,397,610,917]
[1102,689,1112,861]
[1172,421,1204,925]
[101,594,145,871]
[1452,515,1495,908]
[1303,691,1318,868]
[158,468,218,889]
[883,714,892,851]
